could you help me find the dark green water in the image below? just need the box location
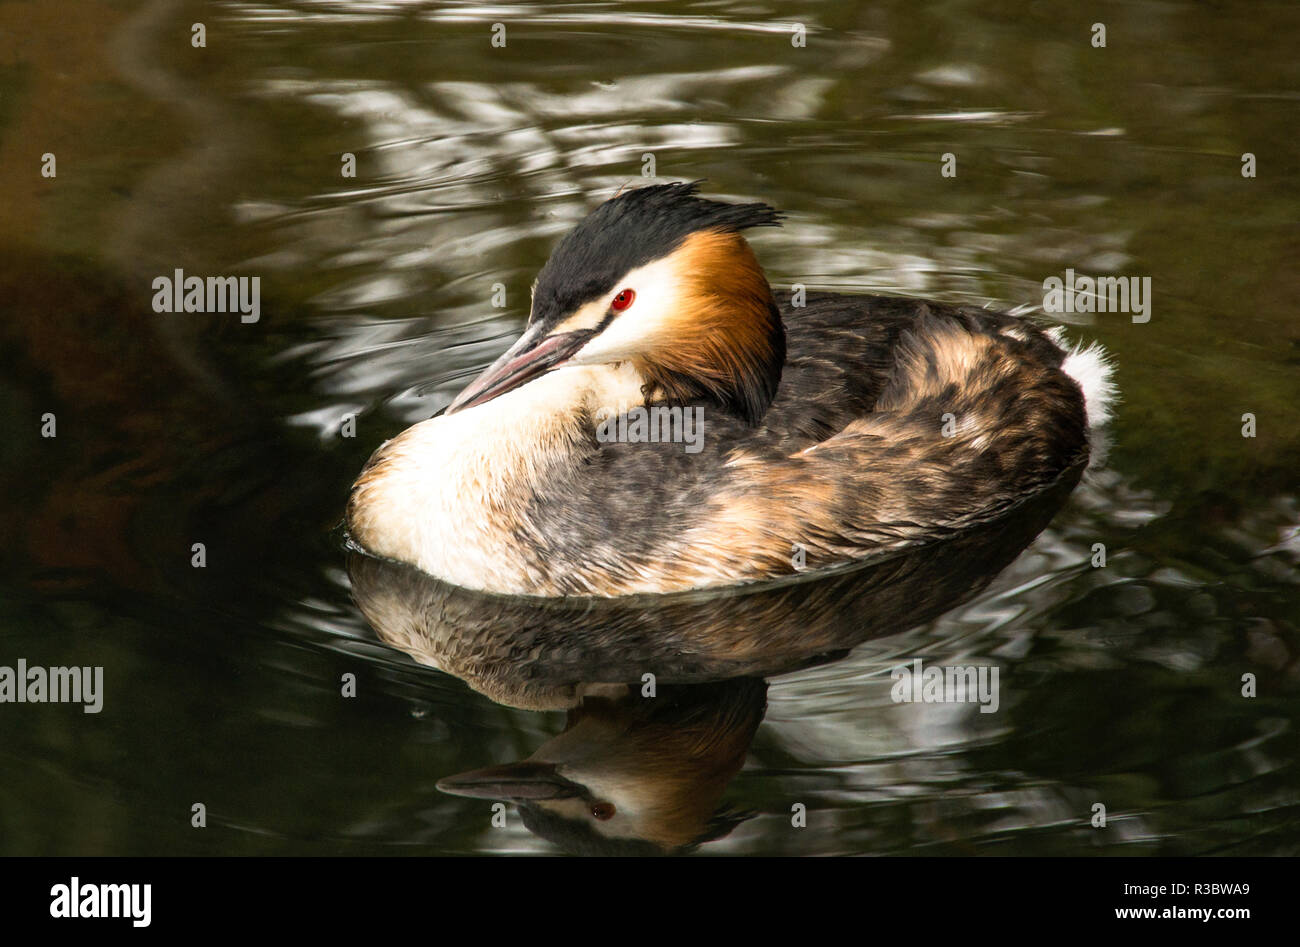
[0,0,1296,855]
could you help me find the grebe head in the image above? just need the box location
[446,180,786,424]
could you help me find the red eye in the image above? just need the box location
[591,802,616,821]
[610,288,635,312]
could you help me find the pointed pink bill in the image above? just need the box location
[445,329,591,414]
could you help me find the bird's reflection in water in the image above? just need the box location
[439,679,766,856]
[348,466,1083,854]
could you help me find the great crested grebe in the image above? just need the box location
[348,181,1116,597]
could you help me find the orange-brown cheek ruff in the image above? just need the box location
[633,230,784,426]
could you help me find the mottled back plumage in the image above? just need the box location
[512,291,1091,594]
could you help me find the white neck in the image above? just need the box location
[349,362,646,593]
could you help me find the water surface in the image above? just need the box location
[0,0,1297,855]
